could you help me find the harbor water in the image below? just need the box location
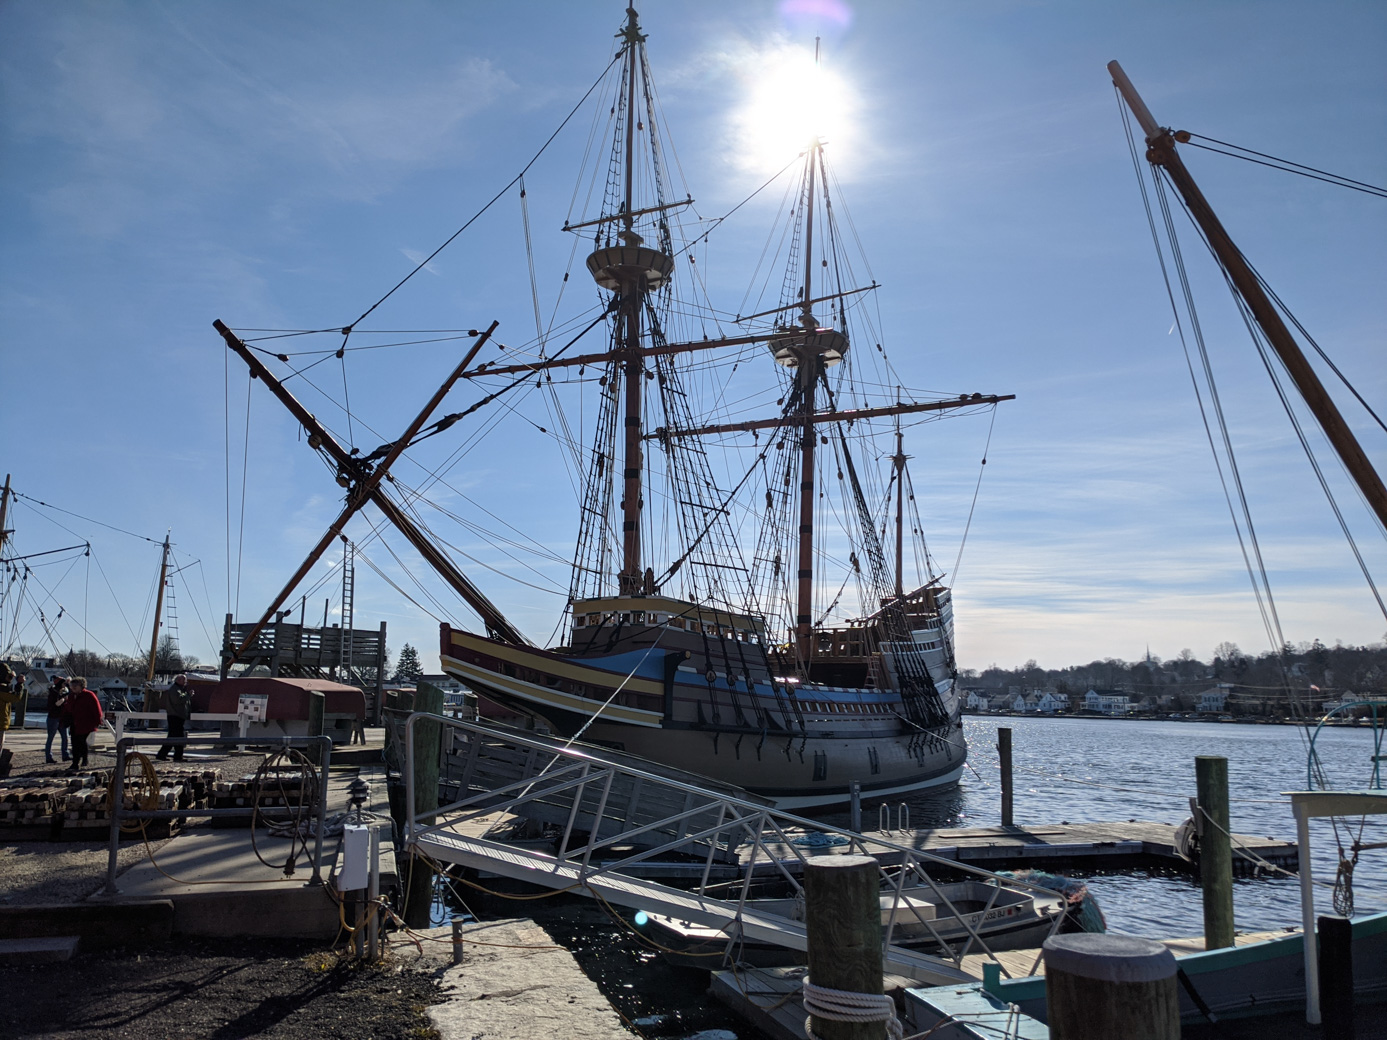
[821,715,1386,938]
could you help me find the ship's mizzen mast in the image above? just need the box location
[794,143,821,667]
[893,423,907,601]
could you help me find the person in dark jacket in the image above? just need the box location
[66,677,104,774]
[45,676,71,763]
[157,674,192,762]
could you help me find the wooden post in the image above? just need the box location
[997,727,1014,827]
[403,682,445,928]
[1319,915,1354,1039]
[1196,755,1234,949]
[804,854,885,1040]
[305,691,325,765]
[1044,934,1179,1039]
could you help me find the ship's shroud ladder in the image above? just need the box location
[401,714,1071,985]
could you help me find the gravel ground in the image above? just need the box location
[1,730,276,907]
[0,937,446,1040]
[0,837,175,906]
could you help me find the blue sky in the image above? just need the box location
[2,1,1384,672]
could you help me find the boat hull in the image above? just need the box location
[440,622,966,810]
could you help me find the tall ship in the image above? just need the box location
[432,10,1009,808]
[218,8,1011,809]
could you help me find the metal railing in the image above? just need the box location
[102,734,333,895]
[403,713,1068,979]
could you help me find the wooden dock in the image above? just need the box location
[745,820,1298,877]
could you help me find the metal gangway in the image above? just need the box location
[402,714,1070,985]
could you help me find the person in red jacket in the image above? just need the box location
[66,677,104,774]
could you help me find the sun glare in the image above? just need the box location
[735,44,856,173]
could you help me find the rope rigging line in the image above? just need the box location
[1180,133,1387,199]
[949,406,997,587]
[1118,93,1322,738]
[10,490,162,545]
[1156,157,1386,619]
[336,52,623,342]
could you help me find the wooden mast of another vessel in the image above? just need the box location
[893,423,907,601]
[146,533,170,682]
[1109,61,1387,531]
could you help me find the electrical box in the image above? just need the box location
[340,824,370,891]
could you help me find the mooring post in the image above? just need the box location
[1044,934,1179,1039]
[1195,755,1234,949]
[1319,915,1354,1039]
[804,854,888,1040]
[849,780,862,837]
[997,726,1014,827]
[403,682,445,928]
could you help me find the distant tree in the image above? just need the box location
[1213,641,1242,663]
[393,643,423,683]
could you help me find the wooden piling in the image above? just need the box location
[1043,933,1179,1039]
[998,727,1014,827]
[1195,755,1234,950]
[804,853,885,1040]
[1318,914,1354,1039]
[403,682,445,928]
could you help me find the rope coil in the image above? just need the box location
[802,979,903,1040]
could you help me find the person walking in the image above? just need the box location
[157,674,192,763]
[66,677,103,774]
[45,676,71,764]
[0,663,21,775]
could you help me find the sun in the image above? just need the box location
[734,43,857,173]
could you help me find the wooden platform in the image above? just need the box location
[745,820,1298,877]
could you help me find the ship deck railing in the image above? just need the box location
[401,713,1074,984]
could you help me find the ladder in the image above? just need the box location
[401,715,1066,985]
[339,539,355,683]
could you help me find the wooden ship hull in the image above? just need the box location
[440,585,965,810]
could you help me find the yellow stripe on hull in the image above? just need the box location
[446,630,664,698]
[441,652,664,729]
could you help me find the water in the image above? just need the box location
[822,715,1386,938]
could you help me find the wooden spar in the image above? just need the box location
[651,394,1015,439]
[145,534,171,682]
[460,332,774,379]
[735,283,878,325]
[0,475,10,559]
[562,196,693,232]
[213,320,527,666]
[1109,60,1387,532]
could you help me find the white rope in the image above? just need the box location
[802,978,904,1040]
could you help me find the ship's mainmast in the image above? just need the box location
[586,7,673,596]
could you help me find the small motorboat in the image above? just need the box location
[642,876,1097,969]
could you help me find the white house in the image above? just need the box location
[964,690,992,711]
[1195,685,1232,713]
[1032,691,1065,713]
[1084,689,1133,714]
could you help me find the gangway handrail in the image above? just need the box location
[402,711,1068,979]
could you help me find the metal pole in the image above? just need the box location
[367,825,381,961]
[103,740,128,896]
[311,735,331,885]
[1296,806,1320,1024]
[849,779,862,837]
